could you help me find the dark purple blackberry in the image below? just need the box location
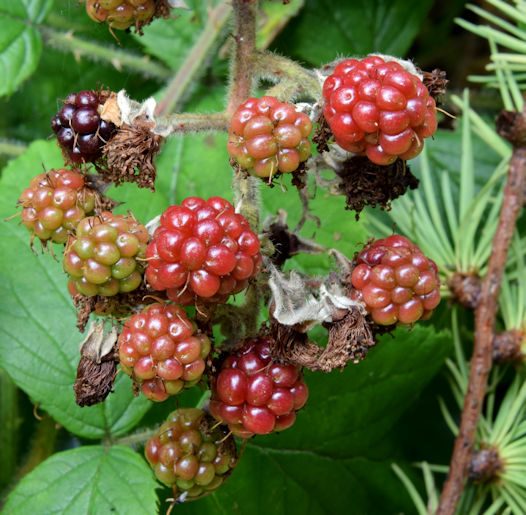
[52,90,117,164]
[59,104,76,126]
[75,90,98,108]
[57,128,75,149]
[72,108,99,134]
[51,115,61,134]
[78,134,100,154]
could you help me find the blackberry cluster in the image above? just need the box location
[209,337,309,438]
[63,211,148,297]
[85,0,156,30]
[118,302,211,402]
[51,90,116,164]
[350,235,440,325]
[145,196,262,305]
[145,408,237,499]
[323,56,437,165]
[227,96,312,178]
[18,168,95,245]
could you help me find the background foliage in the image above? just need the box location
[0,0,508,513]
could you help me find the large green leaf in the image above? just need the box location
[0,141,151,439]
[3,445,158,514]
[0,0,53,97]
[272,0,434,66]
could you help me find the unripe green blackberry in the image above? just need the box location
[63,211,148,297]
[85,0,156,30]
[18,168,96,246]
[118,302,211,402]
[145,408,237,500]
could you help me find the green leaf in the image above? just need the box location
[3,445,158,515]
[0,0,53,23]
[0,0,53,97]
[0,140,151,439]
[272,0,434,66]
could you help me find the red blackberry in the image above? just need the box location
[209,336,309,438]
[51,90,116,164]
[63,211,148,297]
[118,302,211,402]
[18,168,96,245]
[145,408,237,499]
[227,96,312,178]
[85,0,156,30]
[323,56,437,165]
[350,235,440,325]
[145,197,262,305]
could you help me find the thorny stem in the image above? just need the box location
[155,1,233,117]
[436,113,526,514]
[40,26,171,81]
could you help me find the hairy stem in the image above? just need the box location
[252,51,321,100]
[227,0,262,338]
[226,0,257,116]
[437,113,526,514]
[113,428,158,447]
[158,112,230,134]
[40,26,171,81]
[0,140,27,158]
[155,1,233,117]
[265,79,303,103]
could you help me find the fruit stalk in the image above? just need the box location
[437,111,526,514]
[251,51,321,100]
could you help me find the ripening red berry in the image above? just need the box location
[227,96,313,178]
[145,197,262,305]
[118,302,211,401]
[17,168,96,246]
[210,336,308,438]
[322,56,437,165]
[350,235,440,325]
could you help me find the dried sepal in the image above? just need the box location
[268,264,359,331]
[102,121,161,190]
[74,322,119,407]
[269,309,375,372]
